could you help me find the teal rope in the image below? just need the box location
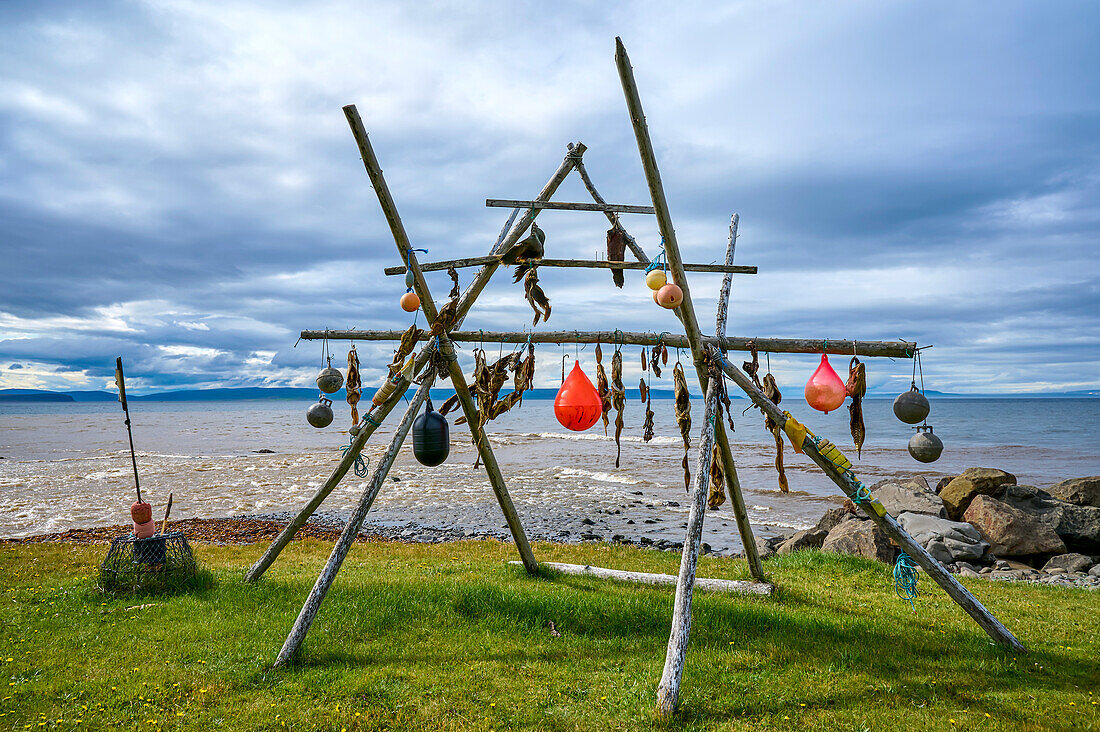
[850,481,873,505]
[894,552,919,611]
[341,437,370,478]
[363,413,381,429]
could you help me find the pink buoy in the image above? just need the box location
[133,519,156,539]
[804,354,847,413]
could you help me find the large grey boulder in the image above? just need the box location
[821,520,895,564]
[939,468,1016,519]
[963,494,1066,557]
[1047,477,1100,508]
[777,527,829,554]
[996,484,1100,553]
[1041,553,1093,574]
[896,512,990,564]
[870,478,946,517]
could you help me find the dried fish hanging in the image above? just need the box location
[640,347,655,443]
[606,226,627,288]
[453,339,536,467]
[345,346,362,427]
[673,360,692,492]
[745,346,788,492]
[846,355,867,458]
[707,443,725,510]
[389,324,423,378]
[611,347,625,467]
[523,268,551,325]
[763,372,789,493]
[595,344,612,435]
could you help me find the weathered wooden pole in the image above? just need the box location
[485,198,655,214]
[709,346,1027,653]
[274,377,435,666]
[656,376,721,718]
[508,560,773,595]
[571,151,651,263]
[343,105,539,573]
[300,329,915,359]
[243,347,433,582]
[615,36,771,715]
[712,214,765,581]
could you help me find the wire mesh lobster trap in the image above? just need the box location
[98,532,197,594]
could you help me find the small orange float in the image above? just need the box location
[400,290,420,312]
[656,283,683,309]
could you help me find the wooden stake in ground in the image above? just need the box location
[275,376,435,666]
[712,214,765,580]
[160,493,173,535]
[656,375,721,717]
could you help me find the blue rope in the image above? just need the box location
[341,437,370,478]
[894,552,919,611]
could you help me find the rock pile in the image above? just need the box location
[759,470,1100,590]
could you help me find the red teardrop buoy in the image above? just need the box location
[554,361,602,431]
[804,354,847,413]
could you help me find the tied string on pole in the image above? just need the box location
[341,435,371,478]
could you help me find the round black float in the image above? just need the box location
[412,397,450,466]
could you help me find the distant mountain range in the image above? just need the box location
[0,386,1096,403]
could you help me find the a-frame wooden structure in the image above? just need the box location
[246,37,1025,718]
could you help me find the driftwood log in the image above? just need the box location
[509,561,773,596]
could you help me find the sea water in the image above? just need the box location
[1,397,1097,553]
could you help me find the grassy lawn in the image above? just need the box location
[0,539,1096,731]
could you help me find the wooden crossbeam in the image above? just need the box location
[299,330,915,359]
[487,198,655,214]
[383,257,756,276]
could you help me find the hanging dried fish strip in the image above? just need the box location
[523,268,551,326]
[707,442,726,510]
[742,341,762,389]
[438,394,460,416]
[606,226,627,288]
[389,324,423,377]
[638,378,648,403]
[642,390,655,443]
[846,356,867,458]
[611,349,626,467]
[650,344,663,378]
[762,372,789,493]
[673,362,692,492]
[447,265,460,299]
[430,298,458,337]
[346,346,362,427]
[594,344,610,434]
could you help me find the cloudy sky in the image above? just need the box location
[2,1,1097,395]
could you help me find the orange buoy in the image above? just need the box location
[804,354,847,413]
[400,291,420,312]
[554,361,602,431]
[656,283,683,309]
[652,288,661,304]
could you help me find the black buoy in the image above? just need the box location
[412,397,449,466]
[908,424,944,463]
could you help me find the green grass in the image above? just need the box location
[0,540,1096,731]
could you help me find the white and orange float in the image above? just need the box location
[656,282,684,309]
